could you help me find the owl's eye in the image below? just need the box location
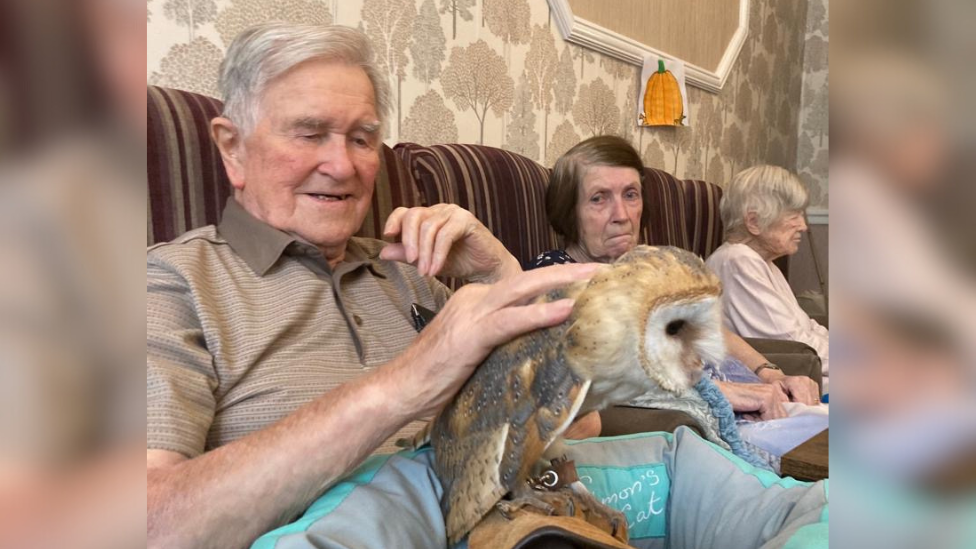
[666,320,686,336]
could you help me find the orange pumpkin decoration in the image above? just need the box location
[642,59,684,126]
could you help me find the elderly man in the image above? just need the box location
[146,22,596,548]
[148,23,826,549]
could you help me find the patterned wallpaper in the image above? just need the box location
[147,0,809,190]
[794,0,828,210]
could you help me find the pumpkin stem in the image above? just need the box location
[657,59,666,73]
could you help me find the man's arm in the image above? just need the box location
[147,263,598,549]
[148,346,441,549]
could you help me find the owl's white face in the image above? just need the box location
[641,296,726,394]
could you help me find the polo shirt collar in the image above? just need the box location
[218,198,385,278]
[217,198,296,275]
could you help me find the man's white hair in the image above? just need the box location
[217,23,391,136]
[721,165,809,237]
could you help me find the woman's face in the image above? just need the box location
[575,165,643,263]
[756,210,808,259]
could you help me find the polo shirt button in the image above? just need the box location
[353,314,363,326]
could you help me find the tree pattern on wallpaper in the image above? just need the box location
[411,0,446,90]
[523,24,557,154]
[484,0,530,62]
[484,0,530,140]
[795,0,829,208]
[573,78,619,138]
[441,39,513,145]
[151,0,220,95]
[612,62,639,144]
[546,120,581,168]
[505,79,539,160]
[552,45,577,120]
[694,93,725,183]
[642,134,666,172]
[147,0,812,192]
[363,0,415,140]
[440,0,474,40]
[571,44,596,80]
[215,0,332,48]
[402,90,458,145]
[164,0,217,41]
[723,124,746,181]
[149,37,223,97]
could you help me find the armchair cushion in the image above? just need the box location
[600,406,703,438]
[744,337,824,393]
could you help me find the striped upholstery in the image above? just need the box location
[358,145,424,240]
[146,86,421,245]
[147,86,231,245]
[396,142,559,272]
[640,170,725,258]
[147,86,723,276]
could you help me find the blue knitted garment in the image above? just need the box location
[694,376,771,470]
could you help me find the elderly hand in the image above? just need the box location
[380,204,521,283]
[391,263,600,418]
[717,381,789,421]
[756,369,820,405]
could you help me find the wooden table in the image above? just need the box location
[780,428,828,481]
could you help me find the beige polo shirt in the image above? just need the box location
[147,199,451,457]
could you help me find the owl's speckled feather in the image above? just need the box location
[430,246,726,543]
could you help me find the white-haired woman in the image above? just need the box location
[706,165,829,390]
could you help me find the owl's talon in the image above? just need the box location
[496,497,555,520]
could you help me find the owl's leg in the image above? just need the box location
[496,481,589,518]
[495,486,558,518]
[496,485,629,542]
[564,482,629,543]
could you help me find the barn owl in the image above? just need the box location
[416,245,726,544]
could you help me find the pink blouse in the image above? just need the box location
[706,242,829,376]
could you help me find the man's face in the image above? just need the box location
[232,60,381,258]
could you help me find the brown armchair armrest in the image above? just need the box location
[598,406,704,438]
[744,337,823,393]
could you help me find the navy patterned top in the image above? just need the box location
[523,249,576,270]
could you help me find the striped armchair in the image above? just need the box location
[148,85,724,273]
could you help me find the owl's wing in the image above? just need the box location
[432,328,590,544]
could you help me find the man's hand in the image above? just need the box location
[389,262,601,418]
[379,204,521,283]
[756,369,820,405]
[717,381,789,421]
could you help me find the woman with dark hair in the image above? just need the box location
[529,135,651,267]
